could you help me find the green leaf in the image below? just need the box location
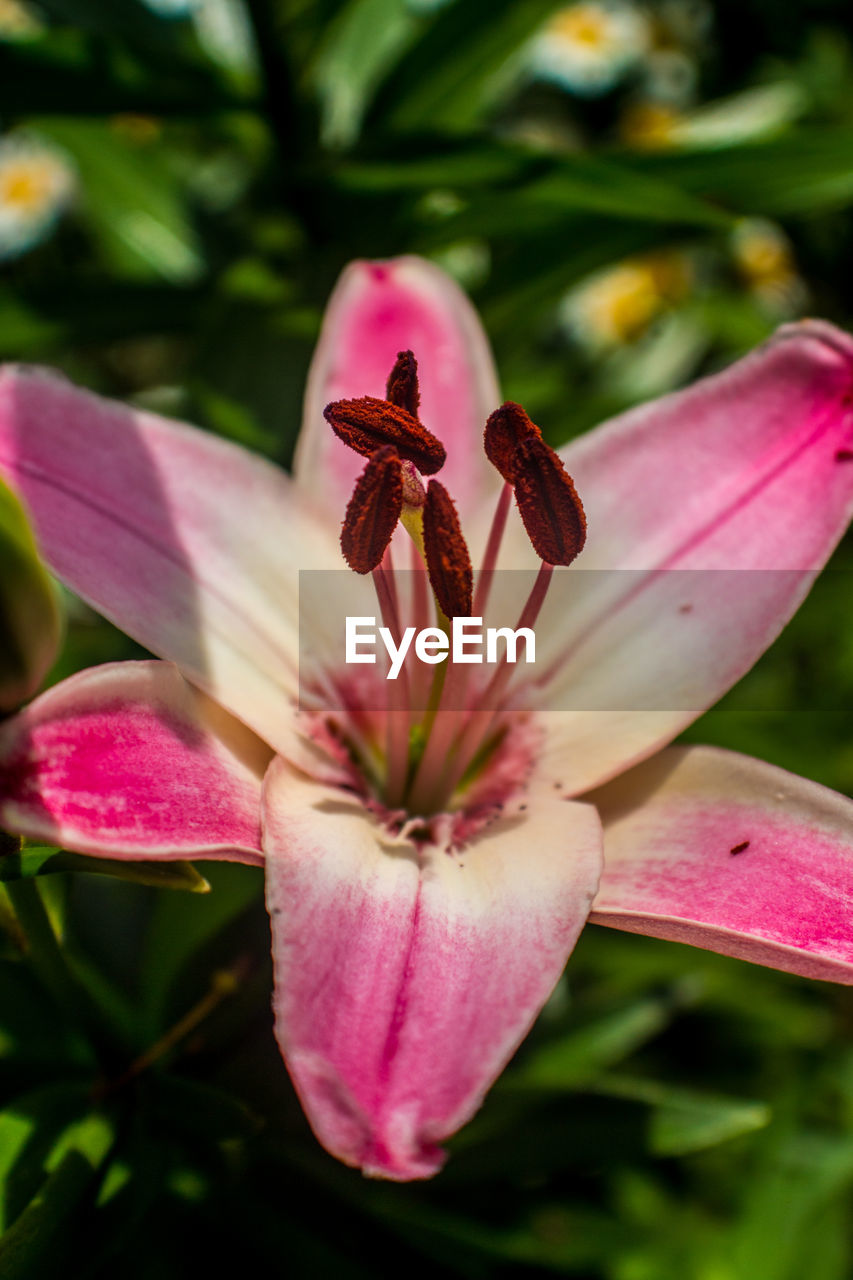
[595,1074,771,1156]
[312,0,419,147]
[0,1151,94,1280]
[355,1189,626,1273]
[733,1128,853,1280]
[374,0,558,134]
[621,128,853,216]
[0,477,61,712]
[0,1082,99,1232]
[142,861,263,1028]
[0,282,204,356]
[0,1107,115,1277]
[37,0,192,54]
[666,82,807,150]
[334,140,528,190]
[338,143,730,227]
[37,118,204,282]
[0,846,210,894]
[0,28,240,114]
[418,179,727,252]
[651,1092,770,1157]
[0,957,85,1065]
[148,1076,259,1145]
[505,998,679,1092]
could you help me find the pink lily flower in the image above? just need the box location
[2,257,853,1182]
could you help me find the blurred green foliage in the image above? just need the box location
[0,479,60,709]
[2,0,853,1275]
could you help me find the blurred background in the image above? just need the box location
[3,0,853,1275]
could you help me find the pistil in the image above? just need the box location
[372,554,411,807]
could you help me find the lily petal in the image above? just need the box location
[262,758,602,1179]
[512,321,853,793]
[563,320,853,574]
[0,366,339,753]
[0,661,269,863]
[296,256,501,513]
[588,745,853,983]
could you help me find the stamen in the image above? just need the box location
[422,479,473,620]
[483,402,540,483]
[437,562,555,802]
[473,481,512,616]
[512,435,586,566]
[324,396,446,475]
[340,445,403,574]
[385,349,420,418]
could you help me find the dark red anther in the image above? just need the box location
[512,435,586,566]
[484,402,541,483]
[386,350,420,417]
[422,480,473,619]
[340,446,403,574]
[324,397,445,475]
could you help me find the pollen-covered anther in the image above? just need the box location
[324,396,446,475]
[484,402,542,483]
[340,445,403,575]
[385,350,420,418]
[512,435,587,566]
[422,479,473,619]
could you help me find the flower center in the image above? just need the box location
[320,351,586,819]
[551,6,611,50]
[1,166,51,213]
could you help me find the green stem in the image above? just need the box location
[5,877,119,1065]
[6,878,78,1004]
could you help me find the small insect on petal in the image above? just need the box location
[341,446,403,574]
[423,480,473,619]
[484,402,541,483]
[324,397,446,475]
[386,350,421,418]
[513,435,586,566]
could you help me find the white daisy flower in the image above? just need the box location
[531,1,651,96]
[0,136,76,261]
[560,252,691,348]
